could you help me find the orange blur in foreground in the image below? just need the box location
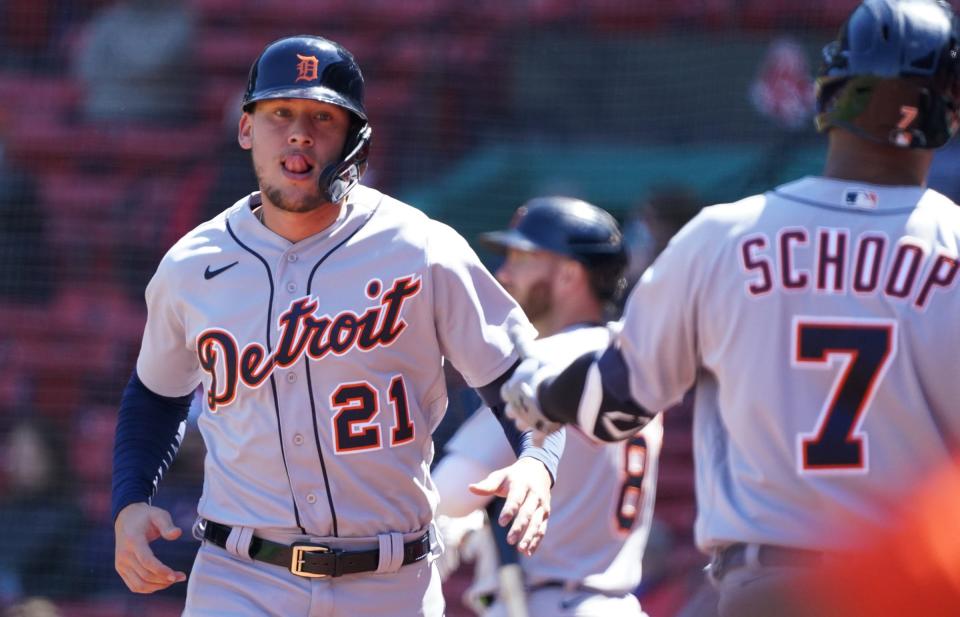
[804,460,960,617]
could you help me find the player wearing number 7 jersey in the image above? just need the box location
[500,2,960,616]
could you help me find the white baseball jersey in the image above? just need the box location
[616,176,960,551]
[136,187,536,538]
[445,326,663,594]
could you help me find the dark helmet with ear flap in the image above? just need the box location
[815,0,960,148]
[243,35,372,202]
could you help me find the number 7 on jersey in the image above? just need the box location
[791,317,898,474]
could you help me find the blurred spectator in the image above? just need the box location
[3,596,62,617]
[70,0,197,124]
[69,403,202,600]
[0,0,55,70]
[623,186,704,291]
[0,418,83,603]
[67,405,128,597]
[0,104,53,303]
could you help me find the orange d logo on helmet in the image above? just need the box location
[295,54,319,82]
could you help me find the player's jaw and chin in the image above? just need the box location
[507,278,554,324]
[256,166,328,214]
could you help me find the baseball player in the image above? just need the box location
[109,35,565,617]
[499,2,960,617]
[433,197,663,617]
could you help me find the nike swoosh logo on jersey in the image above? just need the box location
[204,261,239,280]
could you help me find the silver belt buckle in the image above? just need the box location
[290,543,331,578]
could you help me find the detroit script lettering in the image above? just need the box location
[196,275,422,411]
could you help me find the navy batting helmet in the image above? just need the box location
[815,0,960,148]
[479,197,627,302]
[243,35,372,203]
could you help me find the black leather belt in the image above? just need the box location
[201,520,430,578]
[709,543,824,582]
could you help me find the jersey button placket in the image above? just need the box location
[293,433,304,446]
[286,372,297,384]
[286,281,297,294]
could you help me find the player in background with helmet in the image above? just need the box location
[498,2,960,616]
[434,197,663,617]
[110,35,564,617]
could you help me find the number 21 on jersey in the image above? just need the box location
[791,317,898,474]
[331,375,416,454]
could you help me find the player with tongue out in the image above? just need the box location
[110,34,563,616]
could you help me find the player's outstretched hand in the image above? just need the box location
[114,502,187,593]
[468,457,552,556]
[500,358,563,435]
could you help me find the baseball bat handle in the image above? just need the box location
[486,499,530,617]
[499,564,530,617]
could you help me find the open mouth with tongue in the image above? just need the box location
[281,153,315,181]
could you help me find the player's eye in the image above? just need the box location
[314,111,333,121]
[273,108,291,118]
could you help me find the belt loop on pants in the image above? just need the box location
[225,525,256,563]
[375,532,406,574]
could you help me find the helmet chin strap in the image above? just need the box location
[319,124,373,204]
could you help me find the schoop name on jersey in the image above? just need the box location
[739,228,958,310]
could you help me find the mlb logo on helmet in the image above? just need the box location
[844,188,879,209]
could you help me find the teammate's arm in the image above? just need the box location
[112,371,192,593]
[467,365,563,555]
[503,343,656,443]
[504,213,710,443]
[475,360,564,480]
[543,345,655,442]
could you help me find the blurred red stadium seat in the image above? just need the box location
[190,0,354,25]
[819,0,865,28]
[343,0,447,26]
[38,171,131,252]
[8,119,218,171]
[661,423,694,456]
[0,72,79,116]
[39,171,131,209]
[195,29,270,76]
[53,599,127,617]
[587,0,670,31]
[654,461,697,501]
[739,0,849,29]
[55,597,185,617]
[654,500,698,537]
